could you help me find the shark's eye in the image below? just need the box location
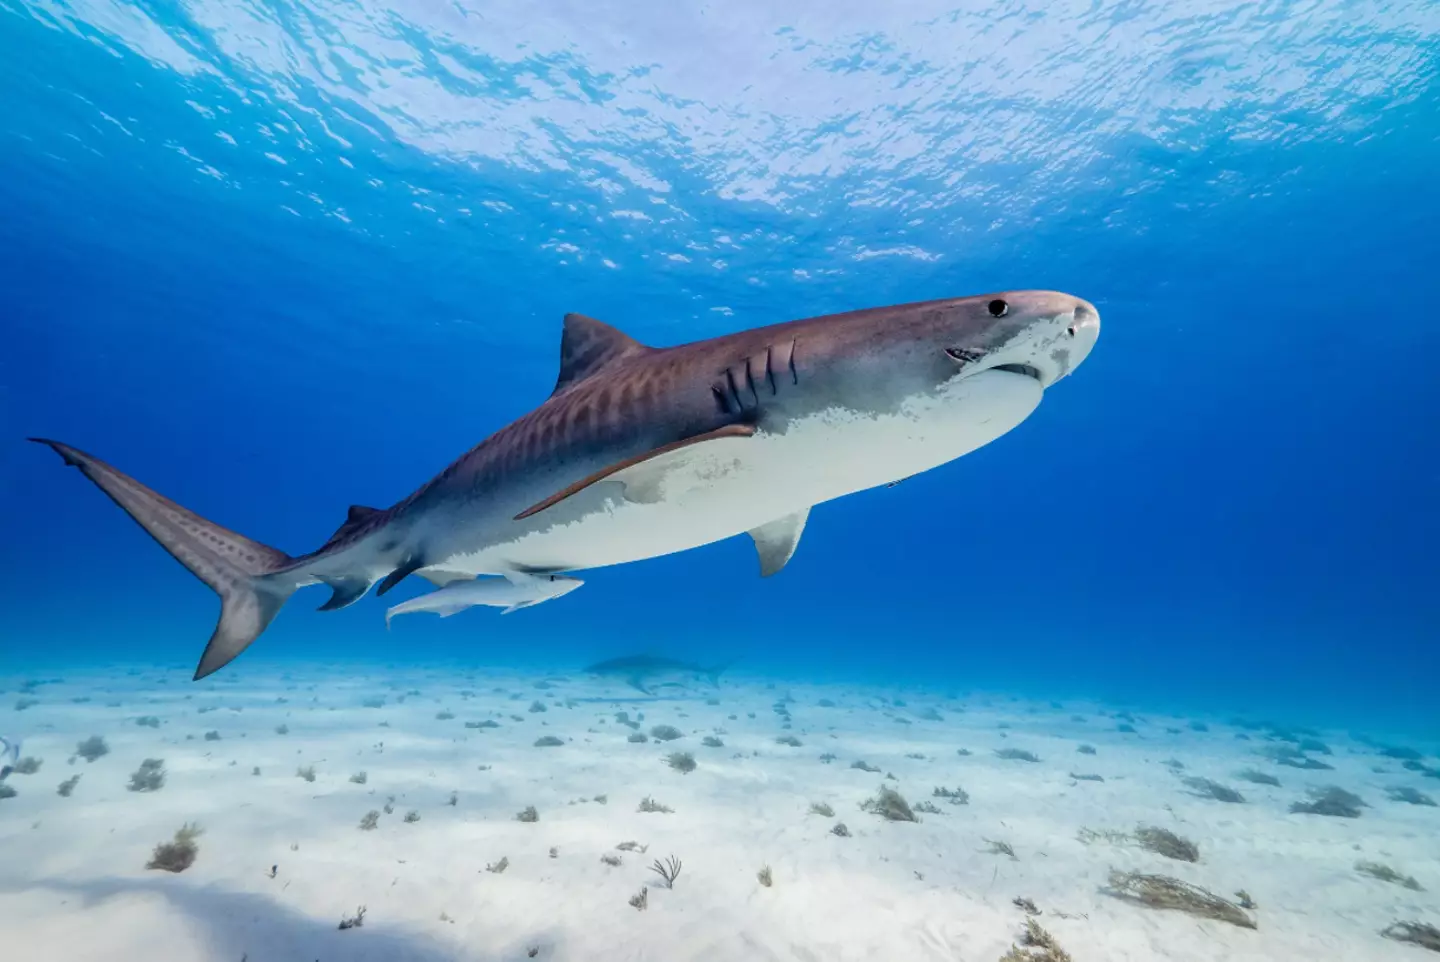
[1066,324,1078,337]
[987,299,1008,317]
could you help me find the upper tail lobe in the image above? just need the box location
[30,438,299,679]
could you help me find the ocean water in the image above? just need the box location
[1,2,1439,960]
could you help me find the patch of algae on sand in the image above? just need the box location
[1107,870,1256,929]
[1381,921,1440,952]
[1134,826,1199,862]
[1357,861,1423,891]
[860,785,917,822]
[998,918,1072,962]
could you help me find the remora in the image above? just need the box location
[32,290,1099,679]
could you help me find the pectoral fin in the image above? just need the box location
[748,508,810,577]
[514,423,756,521]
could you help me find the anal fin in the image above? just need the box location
[515,423,756,521]
[748,508,810,577]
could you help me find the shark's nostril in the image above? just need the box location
[1067,303,1099,338]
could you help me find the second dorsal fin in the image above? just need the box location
[322,504,383,548]
[552,313,648,395]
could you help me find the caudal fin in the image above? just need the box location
[705,658,738,686]
[30,438,298,680]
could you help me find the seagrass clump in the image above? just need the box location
[1381,920,1440,951]
[1181,776,1244,803]
[998,917,1073,962]
[860,785,916,822]
[1357,861,1422,891]
[1290,785,1366,818]
[146,823,202,873]
[1107,870,1256,929]
[1134,826,1199,862]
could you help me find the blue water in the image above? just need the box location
[1,0,1436,733]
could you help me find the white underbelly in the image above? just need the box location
[445,369,1042,574]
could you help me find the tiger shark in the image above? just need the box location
[32,289,1099,680]
[583,654,735,694]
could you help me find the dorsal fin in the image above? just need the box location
[552,313,647,396]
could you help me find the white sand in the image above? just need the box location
[1,664,1436,961]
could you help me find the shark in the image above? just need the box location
[583,655,733,695]
[32,289,1099,680]
[0,736,19,780]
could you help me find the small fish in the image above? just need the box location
[0,736,20,780]
[385,572,583,627]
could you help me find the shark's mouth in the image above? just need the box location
[989,362,1043,381]
[945,348,1044,384]
[943,346,1043,383]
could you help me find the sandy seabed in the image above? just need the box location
[0,662,1436,962]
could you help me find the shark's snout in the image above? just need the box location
[1055,299,1101,384]
[947,294,1100,389]
[1071,301,1100,337]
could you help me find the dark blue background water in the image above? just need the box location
[2,1,1436,732]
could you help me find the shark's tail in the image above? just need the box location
[30,439,300,680]
[0,735,19,780]
[705,658,738,686]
